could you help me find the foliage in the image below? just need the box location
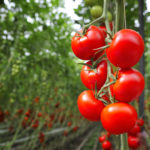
[0,0,84,110]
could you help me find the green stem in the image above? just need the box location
[104,0,111,34]
[120,134,129,150]
[83,0,108,32]
[115,0,126,32]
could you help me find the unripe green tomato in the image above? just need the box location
[107,11,112,21]
[90,5,103,18]
[84,0,98,6]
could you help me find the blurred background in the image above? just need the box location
[0,0,150,149]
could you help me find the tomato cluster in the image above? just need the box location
[128,118,145,149]
[99,132,112,150]
[71,10,145,148]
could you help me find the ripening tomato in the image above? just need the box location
[106,29,144,68]
[99,135,106,143]
[137,118,144,126]
[111,68,145,103]
[101,103,137,134]
[77,90,105,121]
[128,124,141,136]
[71,26,105,60]
[90,5,103,18]
[80,60,107,90]
[102,140,112,150]
[128,136,140,149]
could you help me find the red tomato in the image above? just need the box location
[128,136,140,149]
[111,68,145,103]
[137,118,144,126]
[71,26,105,60]
[102,140,112,150]
[67,121,72,127]
[101,103,137,134]
[106,132,111,137]
[73,126,78,132]
[99,23,113,38]
[38,112,42,117]
[106,29,144,68]
[0,110,5,122]
[128,124,141,136]
[99,135,106,143]
[99,26,107,38]
[77,90,105,121]
[39,132,45,144]
[80,60,107,90]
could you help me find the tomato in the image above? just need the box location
[90,5,103,18]
[107,11,112,22]
[67,121,72,127]
[106,132,111,137]
[80,60,107,90]
[99,23,113,38]
[84,0,98,6]
[77,90,105,121]
[102,140,112,150]
[99,135,106,143]
[39,132,45,144]
[128,136,140,149]
[71,26,105,60]
[38,112,42,117]
[128,124,141,136]
[73,126,78,132]
[137,118,144,126]
[101,103,137,134]
[111,68,145,103]
[106,29,144,68]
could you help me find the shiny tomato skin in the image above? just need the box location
[80,60,107,90]
[128,136,140,149]
[101,102,138,134]
[106,29,144,68]
[102,140,112,150]
[111,68,145,103]
[77,90,105,121]
[128,124,141,136]
[71,26,105,60]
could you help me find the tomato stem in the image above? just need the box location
[115,0,126,32]
[83,0,109,33]
[104,0,111,36]
[120,134,129,150]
